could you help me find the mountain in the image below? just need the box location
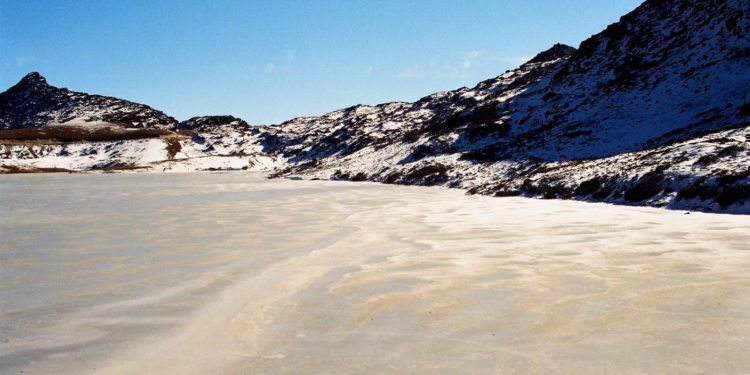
[256,0,750,212]
[263,0,748,161]
[1,0,749,213]
[510,0,749,160]
[0,72,177,129]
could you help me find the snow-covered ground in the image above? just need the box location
[0,128,280,173]
[2,173,749,373]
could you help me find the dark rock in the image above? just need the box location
[525,44,577,65]
[574,176,604,196]
[177,115,250,131]
[624,172,665,202]
[350,172,368,182]
[677,178,719,201]
[716,184,750,207]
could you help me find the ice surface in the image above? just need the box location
[1,173,748,373]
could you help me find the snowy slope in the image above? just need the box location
[0,114,278,173]
[507,0,750,160]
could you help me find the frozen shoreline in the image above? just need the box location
[1,173,749,373]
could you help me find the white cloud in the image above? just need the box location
[265,50,295,74]
[16,55,36,67]
[462,50,484,69]
[399,65,424,79]
[491,55,533,66]
[399,50,532,80]
[263,50,294,74]
[366,65,374,77]
[399,60,472,80]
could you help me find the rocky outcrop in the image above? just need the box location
[177,115,251,131]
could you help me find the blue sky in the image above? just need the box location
[1,0,642,124]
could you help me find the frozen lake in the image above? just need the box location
[1,173,749,373]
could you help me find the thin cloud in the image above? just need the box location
[281,50,295,74]
[399,50,532,80]
[491,55,533,66]
[462,50,484,69]
[16,55,36,67]
[399,65,424,79]
[366,65,374,77]
[265,50,296,74]
[399,52,477,80]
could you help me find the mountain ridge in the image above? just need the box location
[2,0,750,213]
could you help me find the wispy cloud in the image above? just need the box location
[491,55,533,66]
[398,58,473,80]
[266,50,295,74]
[282,49,295,72]
[462,50,484,69]
[366,65,374,77]
[16,55,36,67]
[399,64,425,79]
[399,50,531,80]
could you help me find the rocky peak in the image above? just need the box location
[525,44,577,65]
[2,72,52,101]
[177,115,250,131]
[18,72,48,87]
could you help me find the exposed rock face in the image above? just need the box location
[177,115,251,131]
[525,43,577,65]
[0,72,177,129]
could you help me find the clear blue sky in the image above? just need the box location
[1,0,642,124]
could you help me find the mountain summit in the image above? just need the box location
[526,43,577,65]
[15,72,49,89]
